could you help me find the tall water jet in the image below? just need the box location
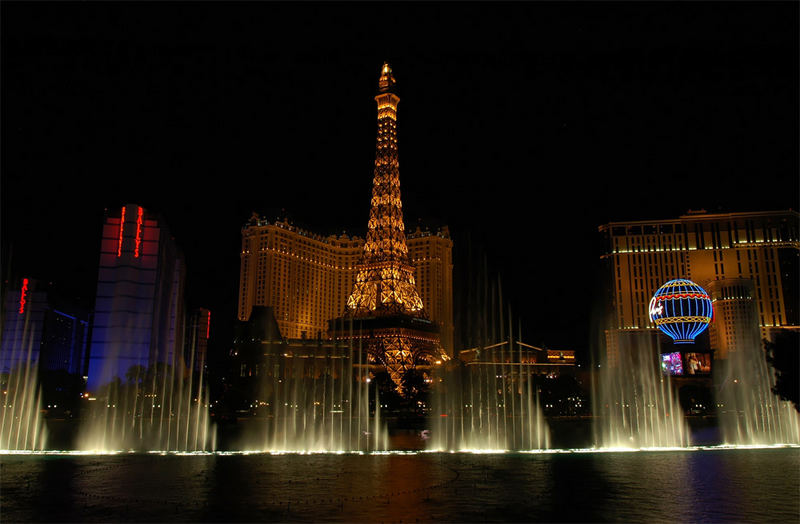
[430,339,550,451]
[78,329,215,452]
[716,346,800,445]
[593,332,689,448]
[708,279,800,445]
[0,278,48,451]
[0,319,47,451]
[233,330,387,452]
[431,287,550,451]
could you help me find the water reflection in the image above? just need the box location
[1,449,798,522]
[545,454,617,522]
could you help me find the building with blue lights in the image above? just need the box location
[1,278,49,374]
[86,205,186,392]
[0,277,90,377]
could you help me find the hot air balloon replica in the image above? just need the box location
[648,279,713,344]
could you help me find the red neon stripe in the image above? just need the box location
[18,278,29,314]
[134,206,143,257]
[117,207,126,257]
[206,311,211,339]
[656,293,709,301]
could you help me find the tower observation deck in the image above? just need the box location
[329,63,447,393]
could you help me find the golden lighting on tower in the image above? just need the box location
[345,63,425,320]
[337,63,447,394]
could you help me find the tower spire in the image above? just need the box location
[378,61,396,93]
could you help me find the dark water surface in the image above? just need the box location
[1,448,798,522]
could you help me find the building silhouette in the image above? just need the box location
[185,307,211,374]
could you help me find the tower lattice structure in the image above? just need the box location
[333,63,446,393]
[346,63,425,318]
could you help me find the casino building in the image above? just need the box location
[238,218,453,354]
[86,204,186,391]
[599,209,799,366]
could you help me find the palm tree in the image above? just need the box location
[125,365,147,385]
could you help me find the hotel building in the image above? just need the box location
[237,218,454,355]
[87,204,186,391]
[185,307,211,373]
[705,279,762,360]
[1,278,48,374]
[599,209,799,365]
[0,277,90,377]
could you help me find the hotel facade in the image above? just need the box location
[599,209,799,365]
[237,217,454,355]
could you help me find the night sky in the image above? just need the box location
[2,2,798,360]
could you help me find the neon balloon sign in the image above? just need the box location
[649,279,713,344]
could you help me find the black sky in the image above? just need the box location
[2,2,798,359]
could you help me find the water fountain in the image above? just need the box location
[430,268,550,451]
[3,271,796,454]
[77,331,215,452]
[717,349,800,445]
[592,332,690,449]
[233,327,388,453]
[430,339,550,451]
[698,278,800,445]
[0,320,47,451]
[715,337,800,445]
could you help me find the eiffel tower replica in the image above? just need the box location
[329,62,447,394]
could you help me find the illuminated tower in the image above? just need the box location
[330,63,446,392]
[346,63,424,318]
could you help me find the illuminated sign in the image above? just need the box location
[547,350,575,361]
[649,279,713,344]
[18,278,29,314]
[661,352,683,375]
[648,299,663,317]
[685,353,712,375]
[134,206,143,258]
[117,206,126,257]
[206,310,211,339]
